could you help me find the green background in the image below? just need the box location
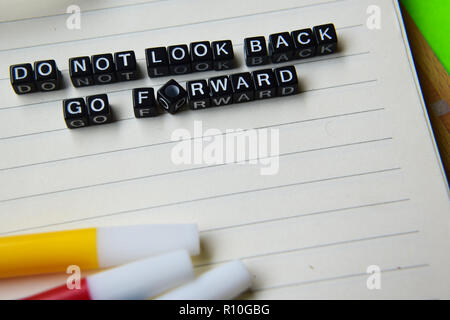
[401,0,450,73]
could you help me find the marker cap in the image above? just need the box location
[96,224,200,267]
[88,250,194,300]
[158,260,252,300]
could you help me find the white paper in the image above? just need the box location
[0,0,449,299]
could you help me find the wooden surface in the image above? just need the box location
[401,4,450,181]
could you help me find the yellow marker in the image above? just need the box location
[0,224,199,278]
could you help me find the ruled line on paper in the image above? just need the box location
[0,107,385,171]
[0,0,346,53]
[0,137,393,204]
[0,167,402,235]
[0,49,370,82]
[0,50,372,111]
[195,230,419,268]
[0,0,169,24]
[253,263,429,292]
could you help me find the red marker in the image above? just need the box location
[23,250,194,300]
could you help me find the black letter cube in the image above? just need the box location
[168,45,191,75]
[145,47,170,78]
[252,69,277,100]
[268,32,294,63]
[86,94,112,125]
[34,60,61,91]
[132,88,159,118]
[187,79,210,110]
[313,23,338,55]
[230,72,255,103]
[92,53,116,84]
[291,28,317,59]
[244,36,270,67]
[209,75,233,107]
[10,63,37,94]
[63,98,89,129]
[212,40,234,71]
[157,79,187,114]
[190,41,213,72]
[274,65,299,96]
[115,50,138,81]
[69,56,94,87]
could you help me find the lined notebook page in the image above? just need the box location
[0,0,449,299]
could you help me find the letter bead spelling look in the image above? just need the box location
[10,60,62,94]
[145,40,235,78]
[63,94,112,129]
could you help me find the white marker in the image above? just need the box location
[158,260,252,300]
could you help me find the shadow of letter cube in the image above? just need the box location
[86,94,112,125]
[132,88,159,118]
[230,72,255,103]
[69,56,94,87]
[190,41,213,73]
[212,40,234,71]
[268,32,295,63]
[291,28,317,59]
[313,23,338,55]
[157,79,187,114]
[145,47,170,78]
[168,45,191,75]
[252,69,277,100]
[34,60,61,92]
[244,36,270,67]
[274,65,299,96]
[209,75,233,107]
[115,50,138,81]
[10,63,37,94]
[92,53,116,84]
[63,98,89,129]
[187,79,211,110]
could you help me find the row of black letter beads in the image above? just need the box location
[63,94,112,129]
[244,23,338,66]
[145,40,234,78]
[69,51,138,87]
[10,60,61,94]
[187,65,298,109]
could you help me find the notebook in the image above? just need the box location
[0,0,449,299]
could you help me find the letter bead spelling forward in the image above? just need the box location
[209,75,233,106]
[187,80,211,110]
[132,88,159,118]
[63,98,89,129]
[92,53,116,85]
[313,23,338,55]
[69,56,94,87]
[274,66,299,96]
[86,94,112,125]
[34,60,62,91]
[230,72,255,103]
[10,63,37,94]
[252,69,277,100]
[157,79,187,114]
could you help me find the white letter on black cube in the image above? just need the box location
[168,45,191,75]
[291,28,317,59]
[190,41,213,72]
[69,56,94,87]
[10,63,37,94]
[115,50,138,81]
[187,79,211,110]
[145,47,170,78]
[209,76,233,106]
[313,23,338,55]
[132,88,159,118]
[86,94,112,125]
[274,65,299,96]
[212,40,234,71]
[34,60,61,91]
[63,98,89,129]
[244,36,270,67]
[230,72,255,103]
[252,69,277,100]
[268,32,295,63]
[92,53,116,84]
